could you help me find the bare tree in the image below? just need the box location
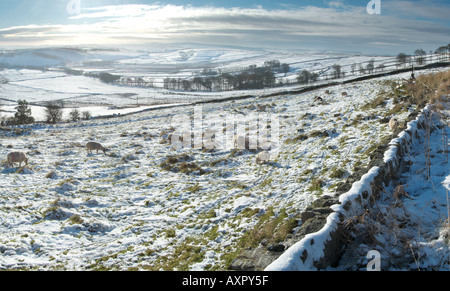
[414,49,426,65]
[332,64,342,79]
[69,108,80,122]
[82,110,92,120]
[376,64,385,72]
[281,63,290,76]
[351,63,357,75]
[45,101,64,124]
[359,64,366,75]
[297,70,318,84]
[366,59,375,74]
[435,46,449,62]
[396,53,410,67]
[297,70,311,84]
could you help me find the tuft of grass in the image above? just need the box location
[240,207,261,218]
[186,183,201,193]
[309,130,329,138]
[260,177,273,188]
[329,167,347,179]
[160,154,205,175]
[308,177,324,194]
[209,158,228,167]
[199,209,217,219]
[151,243,205,271]
[57,178,75,187]
[68,214,83,225]
[179,162,205,175]
[387,103,408,116]
[285,134,308,144]
[45,171,57,179]
[165,228,176,238]
[362,95,387,110]
[236,207,299,250]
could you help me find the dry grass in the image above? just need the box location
[340,186,421,270]
[414,69,450,106]
[339,70,450,269]
[236,207,299,250]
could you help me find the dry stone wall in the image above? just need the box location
[230,105,432,271]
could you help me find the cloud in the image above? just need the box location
[70,4,159,20]
[0,25,61,37]
[0,3,448,53]
[326,1,345,8]
[383,0,450,21]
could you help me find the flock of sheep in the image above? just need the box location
[3,92,400,170]
[5,141,106,168]
[4,134,273,169]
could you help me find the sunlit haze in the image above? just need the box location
[0,0,449,54]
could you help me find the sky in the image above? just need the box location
[0,0,449,55]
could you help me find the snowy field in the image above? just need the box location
[0,72,433,270]
[267,97,450,271]
[0,47,394,122]
[331,97,450,271]
[0,47,448,270]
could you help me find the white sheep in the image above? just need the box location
[233,134,250,149]
[255,151,271,164]
[87,142,107,154]
[389,118,399,131]
[257,104,268,112]
[202,129,217,150]
[7,151,28,168]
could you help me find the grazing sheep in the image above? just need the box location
[257,104,268,112]
[233,134,251,149]
[314,96,323,102]
[389,118,399,131]
[87,142,107,154]
[168,132,193,149]
[7,151,28,168]
[341,92,348,97]
[167,133,179,144]
[255,151,271,164]
[202,129,217,151]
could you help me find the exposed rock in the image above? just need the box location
[267,244,285,252]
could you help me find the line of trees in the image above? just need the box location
[297,69,319,85]
[63,45,449,93]
[163,60,289,91]
[434,44,450,62]
[397,44,450,67]
[164,44,450,91]
[164,65,276,91]
[1,99,92,126]
[2,45,449,127]
[298,44,450,86]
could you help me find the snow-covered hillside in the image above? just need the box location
[0,46,396,122]
[266,97,450,271]
[1,46,395,90]
[2,65,446,270]
[0,46,448,270]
